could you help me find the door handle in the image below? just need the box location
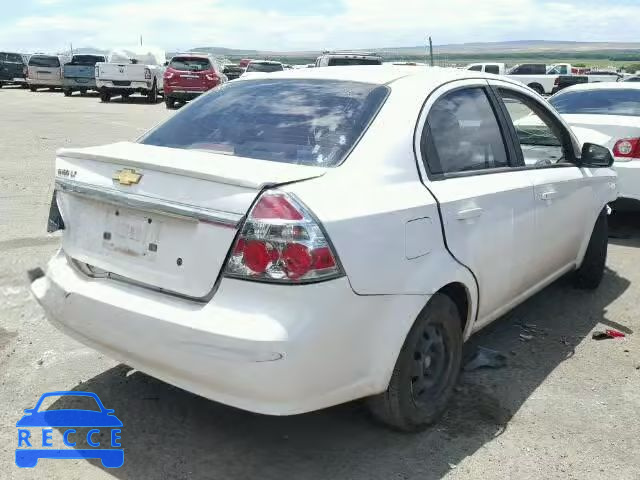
[540,190,560,201]
[456,207,484,220]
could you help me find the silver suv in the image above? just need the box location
[315,51,382,67]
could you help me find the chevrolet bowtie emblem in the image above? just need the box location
[113,168,142,186]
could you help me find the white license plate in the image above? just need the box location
[102,209,162,260]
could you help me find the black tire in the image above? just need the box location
[574,208,608,289]
[164,97,176,109]
[63,89,72,97]
[0,83,3,89]
[21,84,28,89]
[30,86,37,92]
[367,293,462,432]
[100,91,111,103]
[528,83,545,95]
[147,80,158,103]
[80,88,87,95]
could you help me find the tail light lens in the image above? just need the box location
[205,72,220,85]
[613,138,640,161]
[224,191,343,283]
[144,68,152,80]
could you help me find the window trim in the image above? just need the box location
[490,84,579,169]
[419,84,520,181]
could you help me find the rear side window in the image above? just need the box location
[424,88,509,175]
[29,56,60,68]
[169,57,212,71]
[246,62,283,73]
[550,89,640,117]
[7,53,23,63]
[141,79,389,167]
[70,55,105,65]
[468,65,482,72]
[327,58,382,66]
[485,65,500,75]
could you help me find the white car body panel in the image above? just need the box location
[32,66,617,416]
[552,83,640,203]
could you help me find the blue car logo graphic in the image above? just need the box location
[16,391,123,468]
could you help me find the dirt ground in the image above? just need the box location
[0,87,639,480]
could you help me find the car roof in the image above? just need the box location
[558,82,640,94]
[249,60,282,64]
[237,65,504,86]
[172,54,210,59]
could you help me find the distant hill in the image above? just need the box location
[64,41,640,65]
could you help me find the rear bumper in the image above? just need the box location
[0,76,26,84]
[97,80,153,93]
[63,78,97,90]
[27,78,63,87]
[165,89,205,100]
[31,251,428,415]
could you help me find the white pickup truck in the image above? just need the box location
[96,48,166,103]
[466,63,621,95]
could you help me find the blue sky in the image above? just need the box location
[1,0,639,53]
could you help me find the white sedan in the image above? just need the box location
[550,82,640,210]
[32,67,616,431]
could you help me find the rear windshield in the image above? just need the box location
[327,58,382,66]
[170,57,211,71]
[141,79,389,167]
[69,55,105,65]
[29,56,61,68]
[246,62,283,73]
[550,89,640,117]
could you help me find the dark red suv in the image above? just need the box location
[163,55,227,109]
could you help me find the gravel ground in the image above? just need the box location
[1,86,639,480]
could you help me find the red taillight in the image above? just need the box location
[144,68,151,80]
[613,138,640,160]
[205,72,220,85]
[224,191,342,283]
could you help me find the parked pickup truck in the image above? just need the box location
[62,54,106,97]
[95,49,166,103]
[466,63,621,95]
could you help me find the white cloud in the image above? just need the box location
[2,0,640,53]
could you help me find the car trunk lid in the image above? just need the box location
[55,142,327,298]
[563,114,640,151]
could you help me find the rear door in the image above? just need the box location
[169,57,212,91]
[416,80,536,326]
[491,80,594,285]
[4,53,25,80]
[29,56,61,81]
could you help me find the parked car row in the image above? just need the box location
[466,62,623,95]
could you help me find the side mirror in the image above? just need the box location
[578,143,614,168]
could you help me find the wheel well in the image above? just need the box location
[527,82,544,92]
[438,283,470,333]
